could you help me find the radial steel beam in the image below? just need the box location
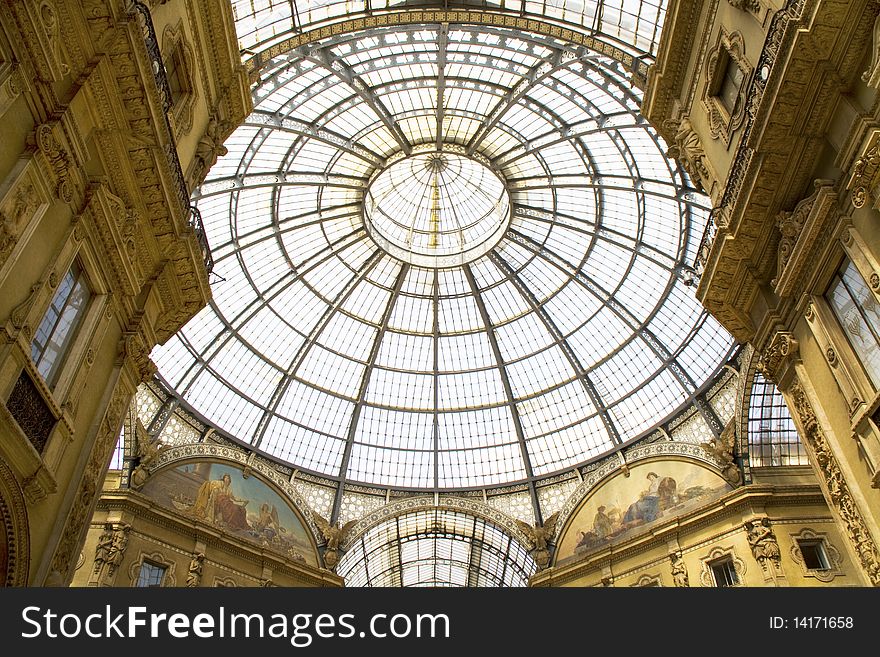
[331,264,411,523]
[490,251,622,446]
[193,171,368,199]
[245,110,385,166]
[310,46,412,156]
[505,229,697,396]
[251,249,387,451]
[436,24,448,151]
[462,264,542,525]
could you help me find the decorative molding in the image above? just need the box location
[35,123,75,204]
[758,331,799,385]
[699,546,746,586]
[48,375,133,583]
[702,29,751,145]
[631,573,662,587]
[340,495,534,552]
[243,11,650,89]
[128,550,176,587]
[0,459,30,586]
[788,382,880,585]
[789,527,844,582]
[162,22,197,136]
[772,180,837,297]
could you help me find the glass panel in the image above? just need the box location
[336,509,537,587]
[747,372,808,467]
[31,261,92,385]
[153,21,734,489]
[136,561,166,587]
[826,259,880,388]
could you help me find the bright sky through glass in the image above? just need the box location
[152,15,733,492]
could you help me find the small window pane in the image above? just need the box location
[711,558,738,587]
[747,372,808,467]
[31,261,92,385]
[136,561,166,587]
[799,541,830,570]
[826,259,880,387]
[717,54,743,114]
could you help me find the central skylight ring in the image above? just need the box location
[363,150,512,268]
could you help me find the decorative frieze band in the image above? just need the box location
[788,382,880,585]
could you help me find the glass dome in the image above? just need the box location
[152,20,734,493]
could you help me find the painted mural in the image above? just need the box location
[141,461,317,566]
[556,460,731,562]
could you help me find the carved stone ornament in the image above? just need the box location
[515,512,560,570]
[728,0,761,12]
[162,23,197,135]
[185,552,204,587]
[699,419,742,486]
[664,115,714,193]
[670,551,689,587]
[773,180,836,296]
[191,117,230,187]
[789,528,844,582]
[0,459,30,586]
[745,517,783,577]
[313,513,357,571]
[848,130,880,208]
[789,382,880,585]
[129,420,169,490]
[0,183,38,267]
[699,547,746,587]
[702,30,752,144]
[863,12,880,90]
[758,331,799,384]
[35,123,73,204]
[49,381,132,583]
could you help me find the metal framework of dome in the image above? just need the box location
[151,1,735,536]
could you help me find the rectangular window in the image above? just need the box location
[715,51,744,115]
[710,558,739,587]
[136,561,166,587]
[798,540,830,571]
[30,261,92,385]
[164,48,187,107]
[826,259,880,387]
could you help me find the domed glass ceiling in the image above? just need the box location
[152,17,734,492]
